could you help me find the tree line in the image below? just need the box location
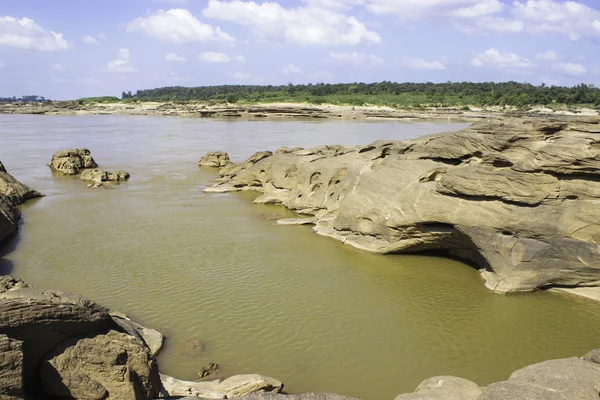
[0,95,48,103]
[129,82,600,108]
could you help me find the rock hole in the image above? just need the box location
[309,172,322,185]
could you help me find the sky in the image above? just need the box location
[1,0,600,99]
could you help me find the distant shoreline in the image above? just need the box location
[1,101,598,122]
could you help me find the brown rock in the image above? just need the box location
[0,335,24,400]
[49,148,97,174]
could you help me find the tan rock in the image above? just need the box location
[215,374,283,398]
[49,148,97,174]
[199,151,232,168]
[0,335,24,400]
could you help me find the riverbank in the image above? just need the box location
[1,100,598,122]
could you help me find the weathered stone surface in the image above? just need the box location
[49,148,97,174]
[0,164,43,206]
[198,362,219,379]
[41,331,160,400]
[0,194,20,246]
[199,151,232,168]
[0,335,24,400]
[80,169,130,185]
[582,348,600,364]
[159,374,224,399]
[204,118,600,293]
[233,393,360,400]
[509,357,600,393]
[0,276,116,390]
[215,374,283,398]
[394,376,482,400]
[479,380,599,400]
[110,313,164,357]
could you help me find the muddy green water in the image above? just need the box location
[2,115,600,399]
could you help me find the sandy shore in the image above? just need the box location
[1,100,598,122]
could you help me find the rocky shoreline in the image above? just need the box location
[1,100,598,122]
[3,116,600,398]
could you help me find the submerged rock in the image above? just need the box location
[205,118,600,294]
[49,148,97,174]
[199,151,232,168]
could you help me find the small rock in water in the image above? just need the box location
[181,339,204,358]
[198,362,219,379]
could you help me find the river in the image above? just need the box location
[2,114,600,400]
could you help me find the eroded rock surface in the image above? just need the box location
[215,374,284,398]
[49,148,97,174]
[205,118,600,293]
[199,151,232,168]
[41,331,160,400]
[395,376,482,400]
[0,334,24,400]
[80,169,130,186]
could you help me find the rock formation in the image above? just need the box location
[49,149,97,174]
[199,151,233,168]
[80,169,130,187]
[205,118,600,294]
[0,161,43,246]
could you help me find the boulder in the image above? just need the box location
[110,313,164,357]
[215,374,283,398]
[205,118,600,293]
[159,374,224,399]
[0,335,24,400]
[0,163,42,206]
[508,357,600,393]
[199,152,232,168]
[49,148,97,174]
[394,376,482,400]
[0,276,116,391]
[480,380,599,400]
[582,348,600,364]
[41,331,160,400]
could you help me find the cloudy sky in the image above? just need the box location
[1,0,600,99]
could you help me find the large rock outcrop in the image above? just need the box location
[49,149,97,174]
[0,335,24,400]
[41,331,160,400]
[0,161,42,246]
[205,118,600,293]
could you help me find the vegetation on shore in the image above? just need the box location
[126,81,600,109]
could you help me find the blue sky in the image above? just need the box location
[1,0,600,99]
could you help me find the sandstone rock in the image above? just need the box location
[0,335,24,400]
[0,163,42,206]
[0,194,20,246]
[0,276,116,391]
[198,362,219,379]
[215,374,283,398]
[41,331,160,400]
[110,313,164,357]
[205,118,600,293]
[508,357,600,393]
[49,148,97,174]
[582,348,600,364]
[199,152,232,168]
[159,374,224,399]
[479,380,599,400]
[80,169,130,184]
[394,376,482,400]
[233,394,359,400]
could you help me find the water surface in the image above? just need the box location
[2,115,600,400]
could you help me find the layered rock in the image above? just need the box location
[80,169,130,186]
[205,118,600,293]
[199,151,232,168]
[0,335,24,400]
[49,148,98,174]
[0,162,42,246]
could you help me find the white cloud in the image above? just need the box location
[553,62,586,76]
[166,52,186,62]
[471,48,534,68]
[282,64,303,74]
[0,16,70,51]
[401,58,446,70]
[82,35,99,45]
[536,50,558,61]
[328,52,383,66]
[52,63,64,71]
[513,0,600,40]
[450,0,504,18]
[199,52,245,63]
[105,48,138,74]
[203,0,380,46]
[127,8,234,43]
